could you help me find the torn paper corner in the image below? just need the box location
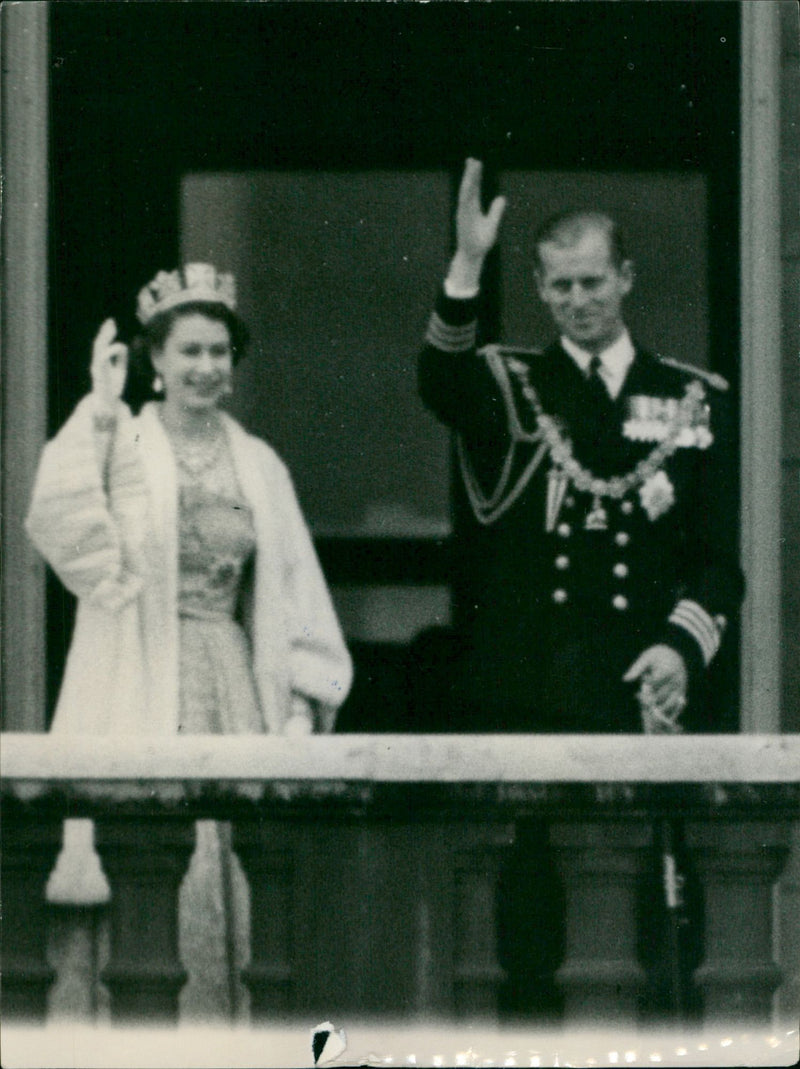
[311,1021,347,1066]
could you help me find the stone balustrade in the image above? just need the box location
[2,734,798,1030]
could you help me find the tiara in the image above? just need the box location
[136,264,237,325]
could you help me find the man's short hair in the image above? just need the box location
[533,211,627,272]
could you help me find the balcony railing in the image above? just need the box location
[2,734,799,1037]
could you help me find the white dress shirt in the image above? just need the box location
[560,331,635,400]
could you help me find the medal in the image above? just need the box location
[584,495,608,531]
[624,394,713,449]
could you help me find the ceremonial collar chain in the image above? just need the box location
[513,364,706,501]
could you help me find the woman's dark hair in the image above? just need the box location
[123,301,249,412]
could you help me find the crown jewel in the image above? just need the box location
[136,263,237,325]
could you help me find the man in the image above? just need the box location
[419,159,744,1020]
[419,158,743,734]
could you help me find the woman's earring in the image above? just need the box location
[153,373,164,394]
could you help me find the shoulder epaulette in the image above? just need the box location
[657,355,729,392]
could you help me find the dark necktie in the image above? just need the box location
[585,355,613,407]
[581,354,616,459]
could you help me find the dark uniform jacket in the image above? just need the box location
[418,289,744,732]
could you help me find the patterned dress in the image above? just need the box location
[172,433,265,735]
[166,425,263,1019]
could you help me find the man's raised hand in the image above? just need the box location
[454,158,506,268]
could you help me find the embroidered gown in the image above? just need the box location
[173,432,263,734]
[169,427,264,1019]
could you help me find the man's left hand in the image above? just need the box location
[623,644,688,734]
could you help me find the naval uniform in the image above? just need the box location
[419,288,744,734]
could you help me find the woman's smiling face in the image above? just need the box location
[152,312,233,413]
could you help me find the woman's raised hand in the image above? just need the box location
[90,318,129,413]
[455,158,507,265]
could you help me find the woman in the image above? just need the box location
[27,263,352,736]
[26,264,352,1019]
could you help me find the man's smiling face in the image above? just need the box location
[535,227,634,355]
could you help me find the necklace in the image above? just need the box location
[509,362,706,511]
[168,427,225,477]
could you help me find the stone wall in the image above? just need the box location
[778,2,800,1021]
[780,3,800,733]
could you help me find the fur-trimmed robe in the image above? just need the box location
[26,397,352,734]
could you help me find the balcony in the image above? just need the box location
[2,734,799,1066]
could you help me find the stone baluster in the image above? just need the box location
[94,817,195,1023]
[1,807,62,1020]
[686,819,791,1023]
[452,828,513,1019]
[550,815,652,1026]
[232,822,295,1020]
